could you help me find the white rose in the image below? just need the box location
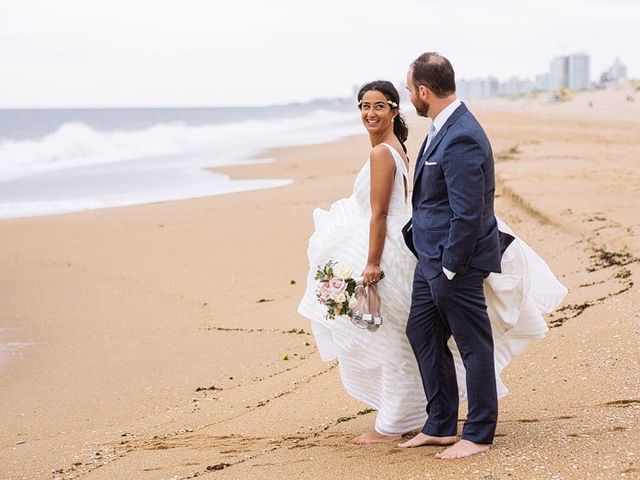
[335,293,347,304]
[348,296,358,310]
[333,261,352,279]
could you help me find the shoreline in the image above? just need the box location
[0,173,294,221]
[1,88,639,479]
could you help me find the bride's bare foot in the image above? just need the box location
[397,432,457,448]
[435,439,490,459]
[352,430,402,445]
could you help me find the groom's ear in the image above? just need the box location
[418,84,431,100]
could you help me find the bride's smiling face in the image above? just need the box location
[359,90,395,135]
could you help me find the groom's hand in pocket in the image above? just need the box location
[429,272,455,303]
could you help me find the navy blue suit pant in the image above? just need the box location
[406,264,498,444]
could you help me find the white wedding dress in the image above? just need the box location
[297,143,567,436]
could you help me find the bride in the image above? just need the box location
[297,80,566,445]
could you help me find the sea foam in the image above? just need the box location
[0,108,362,218]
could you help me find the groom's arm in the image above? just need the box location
[440,134,486,275]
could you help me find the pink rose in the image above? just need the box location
[318,281,331,303]
[329,277,347,294]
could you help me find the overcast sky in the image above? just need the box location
[1,0,638,108]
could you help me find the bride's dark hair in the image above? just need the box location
[357,80,409,154]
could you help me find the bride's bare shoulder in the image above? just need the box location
[369,144,395,163]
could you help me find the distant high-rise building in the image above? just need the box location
[486,77,499,97]
[549,53,591,90]
[550,56,568,90]
[567,53,590,90]
[469,78,488,98]
[500,77,520,96]
[497,77,534,96]
[600,57,628,84]
[456,77,500,99]
[456,79,480,99]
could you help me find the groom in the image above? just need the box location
[399,52,502,459]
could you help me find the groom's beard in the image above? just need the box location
[415,99,430,117]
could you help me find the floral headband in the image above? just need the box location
[358,99,399,109]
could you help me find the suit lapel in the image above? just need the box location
[413,103,468,187]
[413,126,447,186]
[413,135,428,181]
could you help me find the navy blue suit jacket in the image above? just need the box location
[410,102,501,280]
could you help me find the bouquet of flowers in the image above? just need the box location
[314,259,384,330]
[314,260,359,320]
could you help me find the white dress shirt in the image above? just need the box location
[429,98,461,280]
[430,97,461,136]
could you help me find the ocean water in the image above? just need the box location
[0,99,362,219]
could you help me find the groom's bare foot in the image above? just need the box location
[397,432,456,448]
[435,439,490,459]
[352,430,402,445]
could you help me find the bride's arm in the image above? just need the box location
[362,146,396,286]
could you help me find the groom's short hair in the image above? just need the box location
[411,52,456,98]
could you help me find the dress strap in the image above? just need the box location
[380,143,408,177]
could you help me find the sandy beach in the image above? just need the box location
[1,83,639,479]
